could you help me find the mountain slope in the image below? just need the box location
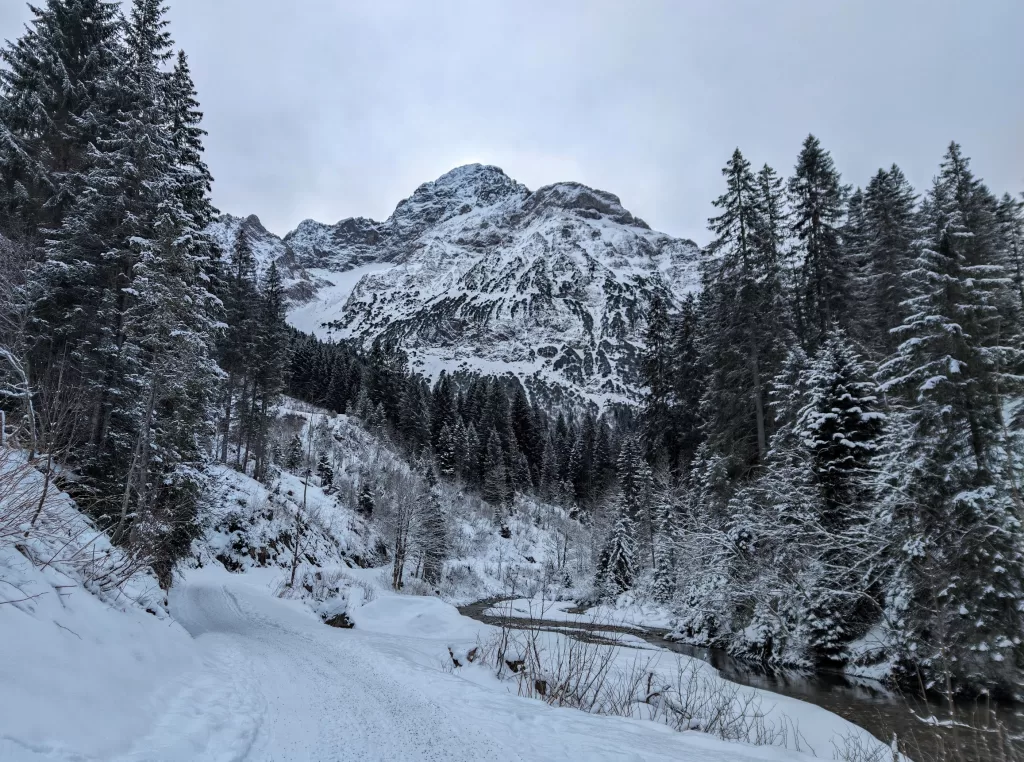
[210,164,701,405]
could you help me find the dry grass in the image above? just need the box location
[478,610,816,754]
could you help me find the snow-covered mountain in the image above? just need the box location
[211,164,701,406]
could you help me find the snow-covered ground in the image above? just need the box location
[3,550,887,761]
[1,431,890,761]
[0,450,197,761]
[173,567,883,760]
[485,596,677,629]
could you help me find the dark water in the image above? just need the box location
[459,600,1023,761]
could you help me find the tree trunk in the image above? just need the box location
[242,389,259,472]
[221,371,234,463]
[749,334,767,462]
[235,376,250,468]
[113,378,157,544]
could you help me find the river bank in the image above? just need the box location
[460,598,1022,762]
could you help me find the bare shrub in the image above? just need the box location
[477,601,821,754]
[1,449,154,602]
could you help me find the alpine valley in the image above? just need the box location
[3,2,1024,761]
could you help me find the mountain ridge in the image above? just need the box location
[207,164,701,406]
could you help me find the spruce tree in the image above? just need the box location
[997,192,1024,314]
[778,331,886,659]
[795,330,885,529]
[357,482,374,520]
[416,479,448,586]
[699,149,789,477]
[0,0,122,237]
[165,49,214,226]
[399,376,432,455]
[436,423,458,478]
[285,434,303,471]
[666,293,703,470]
[859,166,920,355]
[482,429,507,509]
[316,451,334,491]
[616,435,654,564]
[596,504,636,596]
[218,228,258,460]
[878,143,1024,692]
[250,262,290,479]
[640,291,673,463]
[652,496,679,603]
[789,135,849,350]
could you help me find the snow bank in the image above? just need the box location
[0,452,197,761]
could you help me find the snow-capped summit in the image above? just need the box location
[284,216,381,270]
[521,182,649,229]
[209,165,700,406]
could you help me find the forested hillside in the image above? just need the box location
[2,0,1023,710]
[637,143,1024,698]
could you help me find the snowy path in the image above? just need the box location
[134,572,802,762]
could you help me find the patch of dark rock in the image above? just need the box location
[216,553,243,572]
[324,612,354,629]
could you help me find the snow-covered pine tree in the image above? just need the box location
[435,423,458,478]
[878,143,1024,693]
[429,372,457,452]
[794,329,885,530]
[482,429,507,511]
[698,149,789,480]
[509,440,533,496]
[787,330,886,659]
[249,261,290,480]
[596,502,636,597]
[842,188,872,346]
[285,434,303,471]
[591,419,616,496]
[415,475,449,586]
[398,376,432,456]
[615,435,653,563]
[357,481,374,520]
[316,451,334,491]
[538,431,560,500]
[859,166,920,355]
[510,384,541,473]
[789,135,849,351]
[652,494,679,603]
[0,0,122,238]
[218,227,259,461]
[165,49,214,226]
[753,163,789,268]
[640,291,673,464]
[72,0,219,580]
[665,293,703,471]
[996,192,1024,313]
[463,422,481,487]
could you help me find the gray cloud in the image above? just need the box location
[2,0,1022,243]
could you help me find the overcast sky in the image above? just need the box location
[2,1,1022,243]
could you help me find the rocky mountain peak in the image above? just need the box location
[388,164,528,239]
[209,164,700,407]
[522,182,649,229]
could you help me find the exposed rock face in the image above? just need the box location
[207,164,700,406]
[284,217,381,270]
[205,212,290,271]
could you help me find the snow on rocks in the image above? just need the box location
[209,163,702,406]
